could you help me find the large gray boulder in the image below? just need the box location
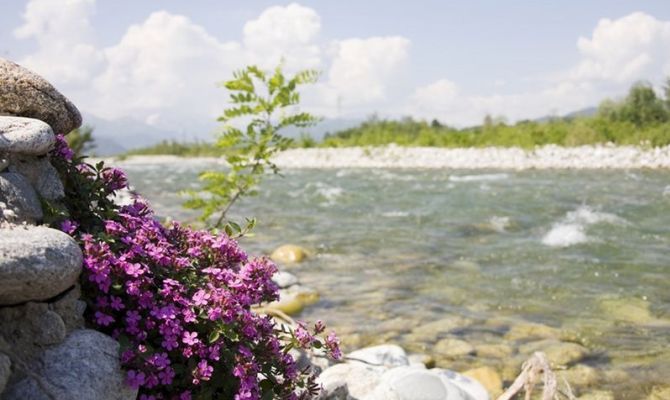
[0,58,81,135]
[0,172,43,223]
[3,329,137,400]
[0,116,54,155]
[0,226,82,305]
[7,154,63,200]
[0,354,10,395]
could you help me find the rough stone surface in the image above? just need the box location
[0,116,55,155]
[7,154,64,200]
[0,58,82,134]
[0,354,10,395]
[49,284,86,333]
[0,172,43,223]
[0,226,82,304]
[348,345,410,368]
[4,329,137,400]
[0,302,67,364]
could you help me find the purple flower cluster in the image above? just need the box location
[49,135,340,399]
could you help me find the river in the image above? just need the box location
[119,159,670,397]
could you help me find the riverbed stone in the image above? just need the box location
[409,315,474,342]
[557,364,600,388]
[504,322,561,341]
[0,354,10,395]
[578,391,614,400]
[0,226,82,304]
[267,284,320,315]
[518,339,589,366]
[4,329,136,400]
[598,297,655,324]
[348,344,410,368]
[7,154,64,200]
[463,366,503,397]
[434,338,476,358]
[0,58,82,134]
[272,271,299,288]
[0,172,43,223]
[408,353,436,368]
[0,116,55,155]
[647,386,670,400]
[474,343,514,359]
[271,244,308,264]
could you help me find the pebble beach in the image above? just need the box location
[271,144,670,169]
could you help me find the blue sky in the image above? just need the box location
[1,0,670,135]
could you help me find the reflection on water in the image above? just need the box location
[120,160,670,396]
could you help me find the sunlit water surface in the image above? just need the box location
[120,160,670,397]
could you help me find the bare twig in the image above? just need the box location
[497,352,558,400]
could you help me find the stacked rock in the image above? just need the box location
[0,58,136,400]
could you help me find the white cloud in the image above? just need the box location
[408,12,670,126]
[572,12,670,83]
[91,11,240,125]
[14,0,103,85]
[243,3,322,71]
[13,0,410,132]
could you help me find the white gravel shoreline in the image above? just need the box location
[110,144,670,169]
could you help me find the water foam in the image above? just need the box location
[382,210,410,218]
[449,173,509,182]
[542,206,626,248]
[542,223,587,247]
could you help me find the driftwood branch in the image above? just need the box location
[497,352,559,400]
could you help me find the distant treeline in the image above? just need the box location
[125,79,670,156]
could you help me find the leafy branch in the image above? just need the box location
[183,64,319,232]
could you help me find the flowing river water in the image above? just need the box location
[119,159,670,398]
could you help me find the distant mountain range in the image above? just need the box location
[83,107,599,156]
[82,113,364,156]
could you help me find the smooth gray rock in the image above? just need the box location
[0,226,82,305]
[317,363,383,400]
[372,367,485,400]
[4,329,137,400]
[0,354,10,395]
[272,271,299,288]
[0,172,43,223]
[7,154,63,200]
[0,117,54,155]
[348,344,410,368]
[0,58,81,134]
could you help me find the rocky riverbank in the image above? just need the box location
[272,145,670,169]
[109,144,670,170]
[0,58,135,399]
